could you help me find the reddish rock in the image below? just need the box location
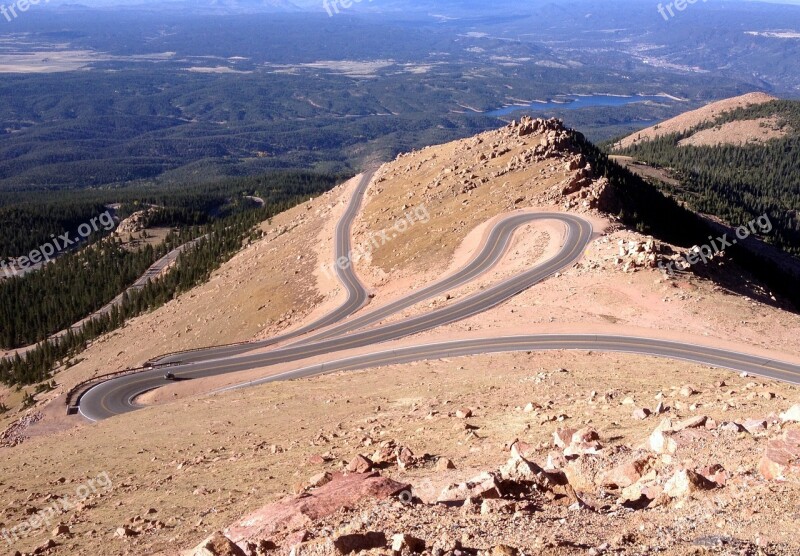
[600,457,651,489]
[438,472,502,503]
[371,443,396,464]
[307,472,333,489]
[225,472,409,545]
[189,531,246,556]
[698,464,728,487]
[285,530,311,548]
[392,534,425,554]
[742,419,767,434]
[33,539,57,554]
[333,532,386,554]
[436,458,456,471]
[564,428,602,456]
[397,446,415,469]
[632,408,651,420]
[759,428,800,481]
[673,416,707,431]
[455,408,472,419]
[553,428,578,449]
[664,469,716,498]
[571,428,600,444]
[509,440,536,459]
[346,455,373,474]
[306,455,327,466]
[672,428,711,448]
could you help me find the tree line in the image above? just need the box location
[0,192,324,386]
[613,100,800,256]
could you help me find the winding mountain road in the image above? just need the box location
[77,172,800,422]
[151,171,374,366]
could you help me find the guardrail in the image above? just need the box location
[144,339,256,366]
[64,361,183,415]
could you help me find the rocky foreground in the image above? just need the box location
[185,398,800,556]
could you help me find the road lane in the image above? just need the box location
[152,171,374,365]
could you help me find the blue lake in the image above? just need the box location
[485,95,670,117]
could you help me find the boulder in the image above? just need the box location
[780,404,800,423]
[392,534,425,554]
[759,428,800,481]
[188,531,246,556]
[346,455,373,474]
[664,469,716,498]
[600,457,651,489]
[438,472,502,503]
[742,419,767,434]
[436,458,456,471]
[225,472,409,545]
[632,408,651,420]
[648,428,678,455]
[499,453,545,483]
[673,416,707,431]
[332,532,387,554]
[553,428,578,449]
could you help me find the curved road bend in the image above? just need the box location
[153,171,374,365]
[284,213,583,345]
[82,335,800,421]
[225,335,800,391]
[80,215,593,421]
[153,214,590,367]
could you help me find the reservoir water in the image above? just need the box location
[485,95,670,117]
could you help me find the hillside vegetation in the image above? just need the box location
[613,100,800,257]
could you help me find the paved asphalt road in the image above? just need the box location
[79,212,593,420]
[77,179,800,422]
[151,171,374,366]
[221,335,800,392]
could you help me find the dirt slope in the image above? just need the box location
[613,92,777,149]
[2,119,800,556]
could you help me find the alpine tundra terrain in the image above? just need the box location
[2,105,800,556]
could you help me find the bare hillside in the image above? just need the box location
[613,92,777,150]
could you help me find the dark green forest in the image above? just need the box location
[0,171,339,359]
[0,182,332,386]
[0,171,342,256]
[614,100,800,256]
